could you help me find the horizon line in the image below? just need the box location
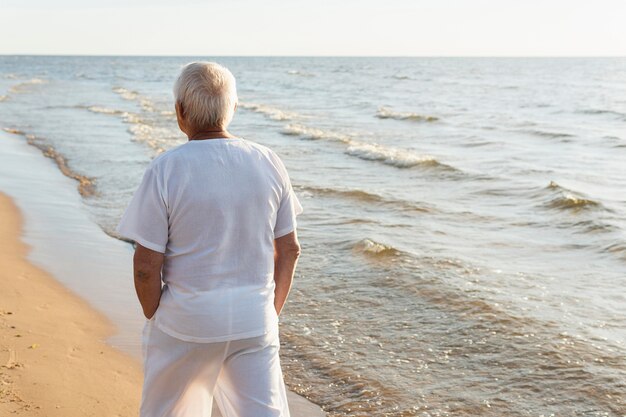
[1,53,625,59]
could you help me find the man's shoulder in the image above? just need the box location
[241,139,287,169]
[242,138,275,158]
[148,143,189,169]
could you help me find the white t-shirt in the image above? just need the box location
[116,137,304,342]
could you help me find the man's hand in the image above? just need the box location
[133,243,164,319]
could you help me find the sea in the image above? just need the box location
[0,56,625,417]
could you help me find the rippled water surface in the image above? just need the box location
[1,56,625,416]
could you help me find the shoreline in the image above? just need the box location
[0,130,325,416]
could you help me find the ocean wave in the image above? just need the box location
[3,128,95,196]
[0,95,7,102]
[112,86,139,101]
[111,86,162,114]
[296,184,430,213]
[239,102,300,121]
[352,238,404,259]
[286,70,315,77]
[87,106,125,115]
[74,72,89,79]
[12,77,46,87]
[391,74,411,80]
[139,98,157,112]
[80,104,171,154]
[578,108,626,120]
[7,78,47,94]
[547,195,600,211]
[345,141,454,170]
[281,124,350,142]
[2,127,25,135]
[543,181,602,211]
[123,118,171,154]
[460,139,496,148]
[523,129,574,139]
[281,122,458,172]
[83,105,144,124]
[22,78,45,84]
[297,185,386,203]
[569,220,617,234]
[376,107,439,122]
[602,242,626,260]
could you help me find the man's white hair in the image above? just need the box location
[173,62,238,129]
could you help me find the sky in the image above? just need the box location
[1,0,625,56]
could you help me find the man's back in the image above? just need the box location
[117,137,303,342]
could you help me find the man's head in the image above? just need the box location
[173,62,238,134]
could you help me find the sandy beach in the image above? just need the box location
[0,191,143,416]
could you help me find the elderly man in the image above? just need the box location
[116,62,303,417]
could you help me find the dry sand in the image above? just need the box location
[0,192,143,416]
[0,191,324,417]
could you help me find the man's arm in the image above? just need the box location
[133,243,164,319]
[273,231,301,316]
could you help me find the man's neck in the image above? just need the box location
[187,127,236,141]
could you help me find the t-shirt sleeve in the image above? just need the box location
[272,154,304,239]
[116,163,169,253]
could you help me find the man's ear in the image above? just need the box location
[175,101,185,120]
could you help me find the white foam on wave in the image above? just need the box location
[281,124,351,142]
[88,106,145,126]
[345,141,444,169]
[112,86,173,118]
[112,87,139,101]
[239,102,300,121]
[86,106,143,124]
[85,104,166,152]
[123,117,179,155]
[376,107,439,122]
[8,78,47,93]
[353,238,403,258]
[544,181,601,211]
[282,122,454,171]
[87,106,124,115]
[287,70,315,77]
[139,98,156,112]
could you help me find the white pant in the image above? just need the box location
[140,319,291,417]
